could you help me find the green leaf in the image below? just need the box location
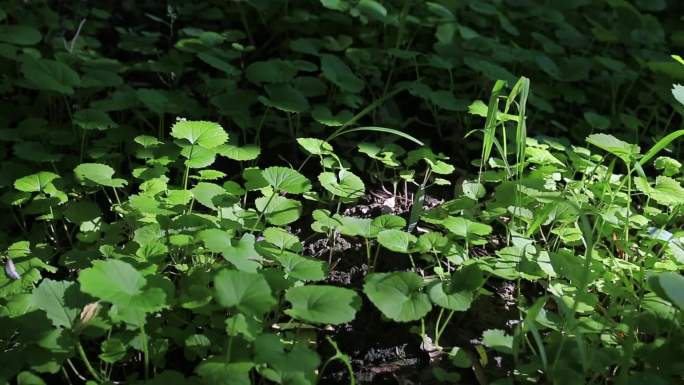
[14,172,59,193]
[583,111,610,131]
[656,272,684,310]
[586,133,640,163]
[262,166,311,194]
[0,25,41,45]
[195,359,252,385]
[443,217,492,238]
[171,120,228,149]
[214,269,276,315]
[285,285,361,324]
[20,57,80,94]
[377,229,418,253]
[363,272,432,322]
[297,138,333,155]
[357,0,387,20]
[255,195,302,225]
[311,106,353,126]
[78,260,145,306]
[217,143,261,161]
[318,170,365,200]
[100,339,127,363]
[32,279,89,329]
[672,84,684,106]
[245,59,298,84]
[482,329,514,354]
[260,84,309,113]
[192,182,228,210]
[428,282,473,311]
[275,252,327,281]
[74,163,127,188]
[321,54,364,93]
[73,108,118,130]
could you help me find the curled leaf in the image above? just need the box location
[5,258,20,280]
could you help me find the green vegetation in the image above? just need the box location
[1,1,683,384]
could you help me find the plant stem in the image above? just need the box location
[76,341,102,382]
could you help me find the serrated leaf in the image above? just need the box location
[255,195,302,225]
[363,272,432,322]
[377,229,418,253]
[321,54,364,93]
[171,120,228,149]
[78,260,145,306]
[586,133,640,163]
[14,172,59,193]
[214,269,276,315]
[285,285,360,324]
[74,163,127,188]
[32,279,89,329]
[318,170,365,200]
[262,166,311,194]
[297,138,333,155]
[482,329,513,354]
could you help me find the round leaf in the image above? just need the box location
[363,272,432,322]
[285,285,360,325]
[171,120,228,149]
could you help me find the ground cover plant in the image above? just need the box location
[1,0,684,384]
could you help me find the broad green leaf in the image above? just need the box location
[20,57,80,94]
[180,144,216,168]
[586,133,640,163]
[428,282,472,311]
[262,166,311,194]
[482,329,513,354]
[73,108,117,130]
[0,25,41,45]
[260,84,309,113]
[78,260,145,306]
[245,59,298,84]
[583,111,610,131]
[263,227,301,251]
[192,182,228,210]
[285,285,360,324]
[311,106,353,126]
[672,84,684,106]
[32,279,89,329]
[297,138,333,155]
[100,339,127,363]
[74,163,127,188]
[657,272,684,310]
[14,172,59,193]
[213,269,276,315]
[443,217,492,238]
[318,170,365,200]
[363,272,432,322]
[357,0,387,20]
[377,229,418,253]
[171,120,228,149]
[275,252,327,281]
[321,54,364,93]
[255,195,302,225]
[195,358,252,385]
[217,143,261,161]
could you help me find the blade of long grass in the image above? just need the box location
[327,126,423,146]
[481,80,508,165]
[638,129,684,166]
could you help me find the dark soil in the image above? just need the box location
[300,192,522,384]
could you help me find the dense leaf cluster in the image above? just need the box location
[0,1,683,385]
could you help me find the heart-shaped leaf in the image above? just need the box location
[363,272,432,322]
[171,120,228,149]
[285,285,360,324]
[262,166,311,194]
[214,269,276,315]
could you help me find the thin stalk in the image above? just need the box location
[76,341,102,382]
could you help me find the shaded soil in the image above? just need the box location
[299,190,524,384]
